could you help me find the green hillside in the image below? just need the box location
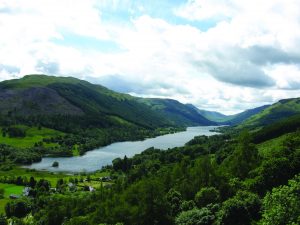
[240,98,300,128]
[0,75,215,129]
[185,103,269,125]
[0,75,169,129]
[138,98,215,126]
[185,104,233,122]
[226,105,270,125]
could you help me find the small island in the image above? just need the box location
[52,161,59,167]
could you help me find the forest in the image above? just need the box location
[0,115,299,224]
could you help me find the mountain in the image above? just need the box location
[0,75,214,131]
[226,105,270,125]
[138,99,216,126]
[185,103,269,125]
[185,104,232,122]
[239,97,300,128]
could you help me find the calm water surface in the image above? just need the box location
[24,126,220,173]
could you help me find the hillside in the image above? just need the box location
[226,105,270,125]
[185,104,232,122]
[0,75,168,129]
[0,75,216,130]
[239,97,300,128]
[185,103,269,125]
[138,98,215,126]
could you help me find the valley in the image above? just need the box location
[0,75,300,225]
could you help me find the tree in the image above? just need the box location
[216,191,261,225]
[180,200,196,212]
[195,187,220,208]
[230,131,260,179]
[260,175,300,225]
[29,177,36,189]
[0,214,7,225]
[176,206,217,225]
[52,161,59,167]
[166,189,182,217]
[5,199,31,218]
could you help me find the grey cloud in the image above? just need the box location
[86,75,190,96]
[202,60,275,88]
[35,61,60,75]
[279,81,300,90]
[245,46,300,65]
[190,43,300,88]
[0,64,20,74]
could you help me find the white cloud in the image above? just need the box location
[174,0,235,21]
[1,0,300,114]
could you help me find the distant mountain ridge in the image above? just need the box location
[0,75,216,130]
[138,99,215,126]
[187,104,270,125]
[185,104,233,122]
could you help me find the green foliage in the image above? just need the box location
[0,214,7,225]
[175,205,218,225]
[166,189,182,217]
[225,131,260,179]
[260,175,300,225]
[180,200,196,212]
[216,191,261,225]
[195,187,220,208]
[253,114,300,143]
[5,198,31,218]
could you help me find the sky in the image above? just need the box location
[1,0,300,114]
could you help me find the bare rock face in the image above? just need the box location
[0,87,84,116]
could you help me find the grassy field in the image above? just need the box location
[0,125,64,148]
[0,167,110,187]
[0,183,24,214]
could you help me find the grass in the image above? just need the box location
[0,125,64,148]
[0,167,111,187]
[0,167,69,187]
[0,183,24,198]
[0,183,24,214]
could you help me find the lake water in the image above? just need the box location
[24,126,220,173]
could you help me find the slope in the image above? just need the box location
[138,98,216,126]
[0,75,215,130]
[240,97,300,128]
[185,104,232,122]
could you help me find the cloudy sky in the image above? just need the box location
[1,0,300,114]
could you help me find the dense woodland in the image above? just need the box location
[1,117,300,224]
